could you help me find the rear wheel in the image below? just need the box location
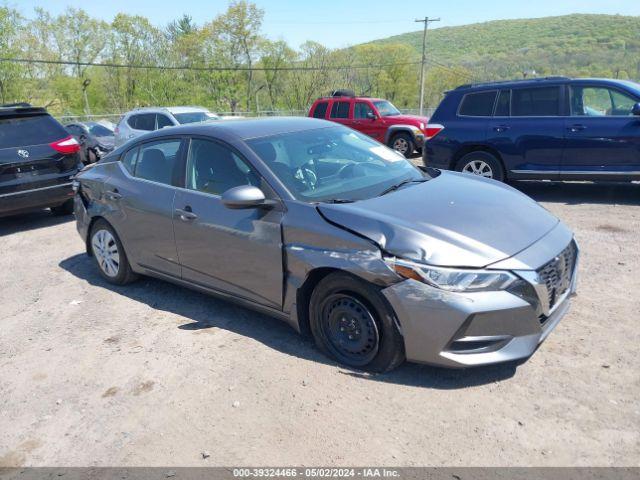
[455,151,504,182]
[51,199,74,216]
[389,133,414,158]
[90,219,137,285]
[309,272,405,372]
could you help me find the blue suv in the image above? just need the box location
[423,77,640,182]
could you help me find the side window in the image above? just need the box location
[330,101,350,119]
[133,114,156,131]
[459,91,497,116]
[512,87,561,116]
[186,139,259,195]
[135,139,181,185]
[354,102,375,119]
[121,147,139,175]
[494,90,511,116]
[312,102,328,119]
[571,86,637,116]
[126,115,138,129]
[156,114,174,128]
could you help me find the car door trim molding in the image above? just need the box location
[0,182,72,197]
[510,169,640,175]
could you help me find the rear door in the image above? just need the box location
[562,83,640,177]
[487,85,564,179]
[173,137,284,309]
[0,113,79,197]
[328,99,353,128]
[105,137,185,277]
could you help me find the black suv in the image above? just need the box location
[1,104,82,217]
[423,77,640,182]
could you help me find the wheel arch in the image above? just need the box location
[384,125,418,145]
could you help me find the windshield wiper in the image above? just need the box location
[323,198,355,204]
[378,179,426,197]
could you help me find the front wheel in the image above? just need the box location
[309,272,405,372]
[90,219,137,285]
[389,133,415,158]
[455,151,505,182]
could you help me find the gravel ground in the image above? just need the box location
[0,181,639,467]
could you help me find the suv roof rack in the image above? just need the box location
[331,89,356,97]
[455,76,571,90]
[1,102,33,108]
[0,103,47,116]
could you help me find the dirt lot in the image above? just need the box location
[1,181,639,467]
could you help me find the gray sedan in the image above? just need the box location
[73,117,578,371]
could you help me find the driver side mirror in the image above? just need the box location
[221,185,269,209]
[632,103,640,116]
[366,111,377,120]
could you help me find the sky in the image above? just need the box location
[10,0,640,49]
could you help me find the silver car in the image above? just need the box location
[74,117,578,371]
[114,106,220,147]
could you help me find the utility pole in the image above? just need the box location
[415,16,440,116]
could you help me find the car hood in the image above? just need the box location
[317,171,559,268]
[384,114,428,126]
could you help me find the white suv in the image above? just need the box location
[114,107,220,147]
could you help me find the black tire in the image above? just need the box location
[309,272,405,373]
[455,151,505,182]
[389,132,415,158]
[51,199,74,216]
[89,219,138,285]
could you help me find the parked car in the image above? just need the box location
[423,77,640,182]
[308,90,435,157]
[1,103,82,217]
[114,106,220,147]
[66,121,115,164]
[74,117,577,371]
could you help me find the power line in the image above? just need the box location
[0,57,422,72]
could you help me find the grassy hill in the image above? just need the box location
[365,14,640,81]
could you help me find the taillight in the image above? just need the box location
[425,124,444,141]
[50,135,81,154]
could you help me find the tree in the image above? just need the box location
[0,6,24,104]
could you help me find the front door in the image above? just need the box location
[352,101,384,142]
[173,137,284,309]
[562,84,640,177]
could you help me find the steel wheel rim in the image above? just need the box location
[320,294,379,367]
[91,229,120,278]
[392,138,409,154]
[462,160,493,178]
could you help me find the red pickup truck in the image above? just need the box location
[308,91,438,157]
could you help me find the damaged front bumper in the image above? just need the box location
[382,230,579,368]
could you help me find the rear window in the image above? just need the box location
[512,87,561,116]
[0,114,69,149]
[128,113,156,131]
[330,101,350,119]
[458,91,497,116]
[312,102,328,119]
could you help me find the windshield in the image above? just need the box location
[247,126,426,203]
[373,100,401,117]
[87,123,113,136]
[174,112,212,124]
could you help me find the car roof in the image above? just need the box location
[453,77,639,93]
[316,96,385,102]
[116,117,335,150]
[124,106,211,116]
[0,104,48,117]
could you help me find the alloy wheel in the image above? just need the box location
[320,294,379,366]
[462,159,494,178]
[392,137,409,155]
[91,229,120,278]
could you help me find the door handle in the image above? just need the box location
[175,208,198,221]
[493,125,510,132]
[105,189,122,200]
[568,124,586,132]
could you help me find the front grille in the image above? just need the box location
[537,240,577,310]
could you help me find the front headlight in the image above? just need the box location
[386,257,518,292]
